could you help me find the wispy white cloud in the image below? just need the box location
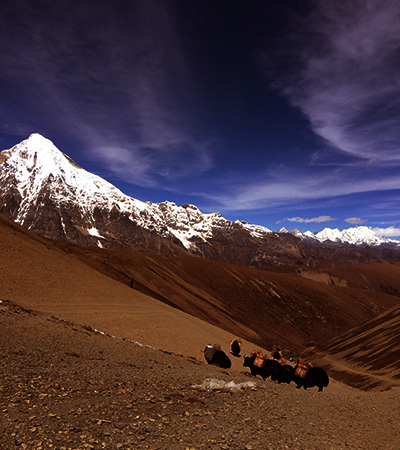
[268,0,400,164]
[207,162,400,212]
[0,1,214,188]
[345,217,367,224]
[373,226,400,237]
[286,216,336,224]
[212,1,400,214]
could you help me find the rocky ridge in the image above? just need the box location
[0,134,272,255]
[1,134,399,268]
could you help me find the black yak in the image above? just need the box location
[278,364,294,384]
[292,365,329,392]
[230,339,242,357]
[204,344,232,369]
[243,353,281,381]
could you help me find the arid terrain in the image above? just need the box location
[1,213,400,449]
[1,299,400,450]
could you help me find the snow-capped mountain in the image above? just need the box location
[313,227,396,247]
[278,226,398,247]
[0,134,273,256]
[1,134,399,267]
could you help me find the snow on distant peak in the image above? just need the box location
[313,226,397,246]
[288,228,304,238]
[22,133,55,148]
[275,225,398,247]
[7,134,74,178]
[26,133,58,149]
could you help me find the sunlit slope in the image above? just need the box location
[54,238,400,353]
[0,214,261,362]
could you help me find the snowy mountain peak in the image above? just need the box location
[7,133,79,171]
[0,134,274,251]
[288,228,304,238]
[275,225,398,247]
[0,134,398,260]
[314,226,394,247]
[4,133,85,188]
[1,133,151,226]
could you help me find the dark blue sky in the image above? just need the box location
[1,0,400,236]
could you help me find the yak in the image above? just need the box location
[278,364,294,384]
[292,365,329,392]
[230,339,242,357]
[243,353,281,381]
[203,344,232,369]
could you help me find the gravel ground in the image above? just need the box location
[1,301,399,450]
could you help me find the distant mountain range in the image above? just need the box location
[1,134,399,267]
[280,225,397,247]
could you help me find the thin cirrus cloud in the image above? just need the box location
[286,216,336,224]
[345,217,367,225]
[267,1,400,164]
[0,1,214,187]
[209,163,400,213]
[69,3,214,184]
[209,0,400,214]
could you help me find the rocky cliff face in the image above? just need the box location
[1,134,399,267]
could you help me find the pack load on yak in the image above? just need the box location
[244,350,284,382]
[292,360,329,392]
[204,343,219,363]
[294,359,313,379]
[250,349,266,368]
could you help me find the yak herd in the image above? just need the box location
[203,340,329,393]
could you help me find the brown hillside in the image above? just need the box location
[1,212,400,391]
[305,302,400,391]
[53,240,400,354]
[0,214,263,362]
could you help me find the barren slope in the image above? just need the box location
[305,303,400,391]
[53,239,400,354]
[1,299,399,450]
[0,214,262,362]
[2,213,400,391]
